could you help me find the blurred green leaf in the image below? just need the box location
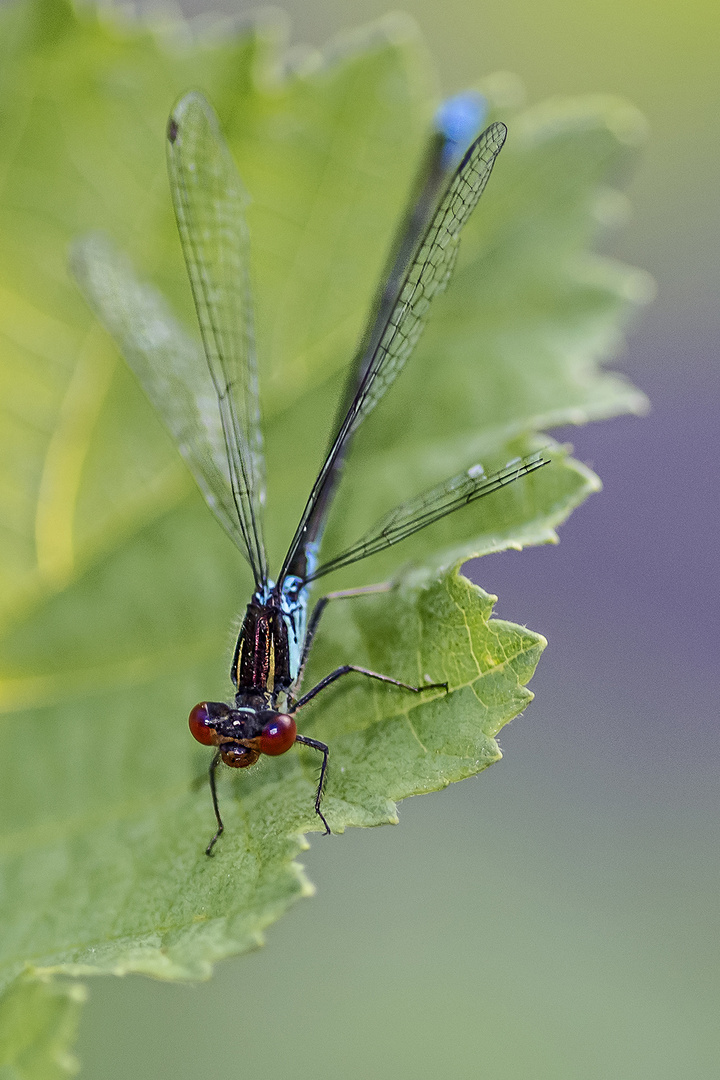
[0,0,648,1022]
[0,975,85,1080]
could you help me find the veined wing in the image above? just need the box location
[71,234,261,566]
[336,92,489,424]
[306,453,548,582]
[166,92,267,585]
[279,120,507,584]
[282,93,487,583]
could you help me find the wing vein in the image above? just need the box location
[279,121,507,584]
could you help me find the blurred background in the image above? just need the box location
[77,0,719,1076]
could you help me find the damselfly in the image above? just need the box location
[73,91,547,854]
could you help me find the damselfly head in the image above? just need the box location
[189,701,297,761]
[219,711,297,768]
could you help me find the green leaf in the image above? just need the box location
[0,975,85,1080]
[0,0,648,1012]
[1,558,544,984]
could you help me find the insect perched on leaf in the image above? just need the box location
[73,90,547,854]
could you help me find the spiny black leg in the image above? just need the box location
[295,734,330,835]
[295,582,392,690]
[205,749,223,856]
[291,665,448,711]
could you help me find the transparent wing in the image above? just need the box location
[335,92,488,424]
[166,91,267,584]
[71,234,263,563]
[306,453,548,582]
[280,121,507,583]
[339,119,508,433]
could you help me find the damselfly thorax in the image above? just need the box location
[230,581,307,703]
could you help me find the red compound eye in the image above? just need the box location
[258,713,297,756]
[188,702,216,746]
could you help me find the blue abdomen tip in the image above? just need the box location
[434,91,487,149]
